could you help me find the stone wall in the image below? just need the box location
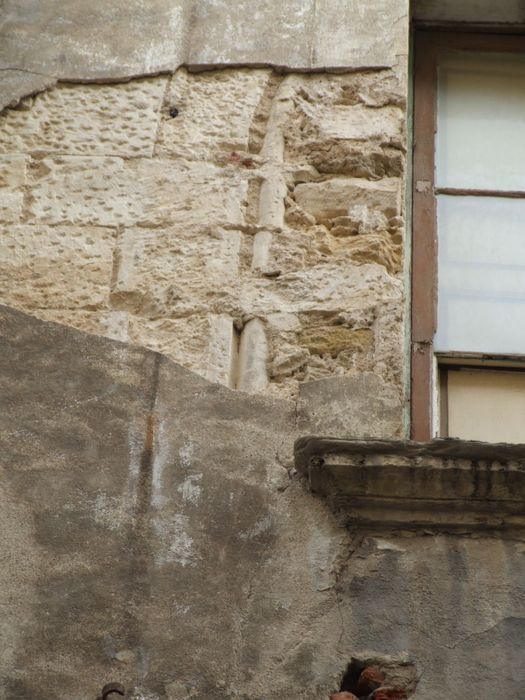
[7,3,524,700]
[0,66,406,404]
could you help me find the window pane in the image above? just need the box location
[436,52,525,190]
[435,195,525,353]
[446,369,525,443]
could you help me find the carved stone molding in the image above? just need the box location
[294,437,525,531]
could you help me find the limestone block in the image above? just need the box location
[112,227,242,317]
[243,262,403,316]
[157,68,271,161]
[127,315,210,373]
[205,314,238,388]
[0,78,167,157]
[237,318,269,393]
[320,105,404,144]
[35,311,213,373]
[283,71,406,178]
[27,158,247,227]
[0,225,115,309]
[265,223,402,277]
[0,155,27,222]
[36,309,130,342]
[299,326,373,357]
[27,156,141,226]
[294,177,402,223]
[297,372,404,437]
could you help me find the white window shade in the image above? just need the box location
[436,52,525,190]
[435,195,525,353]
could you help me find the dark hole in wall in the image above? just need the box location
[337,656,416,699]
[339,659,365,693]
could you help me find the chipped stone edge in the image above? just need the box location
[0,58,401,113]
[294,436,525,532]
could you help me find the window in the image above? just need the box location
[412,32,525,442]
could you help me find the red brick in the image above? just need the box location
[356,666,385,695]
[372,687,407,700]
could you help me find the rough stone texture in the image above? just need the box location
[26,158,247,228]
[2,306,525,700]
[0,225,115,309]
[2,4,523,700]
[0,155,27,223]
[0,0,410,110]
[0,67,407,407]
[157,68,272,161]
[0,78,167,157]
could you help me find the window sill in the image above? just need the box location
[294,436,525,532]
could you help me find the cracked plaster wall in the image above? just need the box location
[2,305,525,700]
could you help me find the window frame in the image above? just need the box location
[411,30,525,441]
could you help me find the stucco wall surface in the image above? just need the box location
[2,306,525,700]
[0,0,409,110]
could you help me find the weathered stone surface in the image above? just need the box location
[294,178,402,224]
[0,68,407,402]
[157,68,272,161]
[27,157,247,227]
[112,227,242,317]
[320,105,404,143]
[0,1,410,109]
[0,155,27,222]
[299,326,373,357]
[0,69,403,408]
[0,225,115,309]
[297,373,404,438]
[36,308,130,343]
[2,307,525,699]
[0,79,167,157]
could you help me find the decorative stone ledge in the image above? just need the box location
[294,437,525,531]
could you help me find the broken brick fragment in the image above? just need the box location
[371,687,407,700]
[356,666,385,696]
[330,693,359,700]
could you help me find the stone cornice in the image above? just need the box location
[294,437,525,531]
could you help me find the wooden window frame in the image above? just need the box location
[411,30,525,440]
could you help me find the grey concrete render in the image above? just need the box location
[3,305,525,699]
[0,0,409,109]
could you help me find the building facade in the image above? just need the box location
[1,1,524,698]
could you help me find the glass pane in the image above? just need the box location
[436,52,525,190]
[435,195,525,353]
[447,369,525,443]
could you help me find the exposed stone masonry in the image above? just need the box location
[0,67,406,400]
